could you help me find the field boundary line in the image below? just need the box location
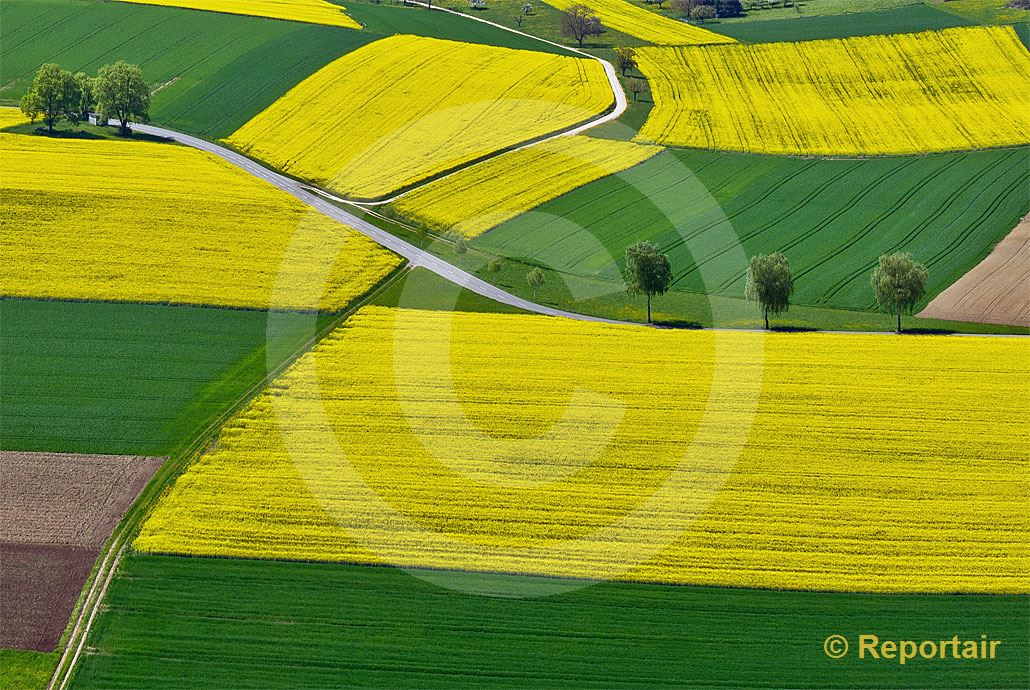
[46,266,413,690]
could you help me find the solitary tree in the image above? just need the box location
[614,46,637,76]
[527,267,545,299]
[626,77,646,101]
[871,252,928,333]
[21,63,77,132]
[95,61,150,136]
[690,4,717,22]
[745,252,794,330]
[624,241,672,323]
[558,5,604,47]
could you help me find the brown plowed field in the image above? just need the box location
[1,451,164,546]
[919,215,1030,327]
[0,451,163,651]
[0,543,97,651]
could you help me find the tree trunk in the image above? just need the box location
[897,307,902,334]
[764,308,769,331]
[646,293,651,324]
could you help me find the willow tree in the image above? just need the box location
[745,252,794,330]
[871,252,928,333]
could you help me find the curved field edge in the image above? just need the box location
[111,0,362,29]
[134,307,1029,593]
[70,554,1030,689]
[29,268,411,690]
[0,124,402,311]
[392,136,663,239]
[224,34,616,201]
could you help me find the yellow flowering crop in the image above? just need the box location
[137,307,1029,594]
[0,129,400,310]
[0,109,31,129]
[544,0,733,45]
[114,0,362,28]
[393,136,661,238]
[226,35,614,200]
[636,26,1030,155]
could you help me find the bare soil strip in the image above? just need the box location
[0,451,164,651]
[920,215,1030,327]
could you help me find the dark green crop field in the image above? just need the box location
[476,146,1029,312]
[0,299,317,456]
[72,554,1029,688]
[0,0,375,138]
[709,4,971,43]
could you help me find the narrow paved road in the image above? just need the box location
[133,123,627,324]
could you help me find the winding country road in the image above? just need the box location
[133,123,627,324]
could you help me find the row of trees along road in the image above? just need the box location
[623,242,928,333]
[20,62,150,136]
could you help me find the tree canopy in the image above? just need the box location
[558,5,605,47]
[871,252,928,333]
[20,63,79,132]
[745,252,794,330]
[96,61,151,136]
[625,241,673,323]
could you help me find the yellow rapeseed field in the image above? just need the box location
[226,35,614,200]
[544,0,733,45]
[0,127,400,310]
[114,0,361,28]
[393,136,662,238]
[636,26,1030,155]
[137,307,1029,594]
[0,109,31,129]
